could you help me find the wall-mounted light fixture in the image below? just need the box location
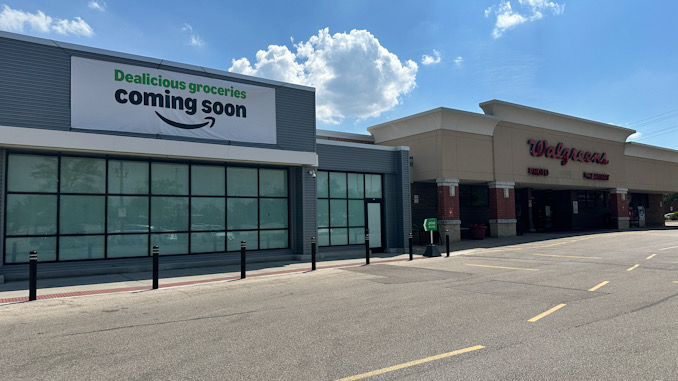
[308,169,316,178]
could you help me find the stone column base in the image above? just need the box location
[489,219,517,238]
[438,220,461,243]
[612,217,630,229]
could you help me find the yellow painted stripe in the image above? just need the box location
[464,264,539,271]
[673,281,678,284]
[627,264,639,271]
[588,281,609,292]
[528,304,567,322]
[535,254,601,259]
[334,345,485,381]
[646,254,656,260]
[659,246,678,251]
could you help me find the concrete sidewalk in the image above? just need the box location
[3,227,672,304]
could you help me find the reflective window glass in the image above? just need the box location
[317,200,329,228]
[107,234,148,258]
[259,198,288,229]
[348,200,365,227]
[318,228,330,246]
[329,172,347,198]
[227,231,258,251]
[227,198,258,230]
[347,173,364,199]
[151,233,189,255]
[60,195,105,234]
[317,171,328,198]
[191,197,225,231]
[191,165,225,196]
[151,197,188,232]
[259,169,287,197]
[227,167,257,196]
[59,236,105,260]
[152,163,188,195]
[7,154,57,192]
[5,237,57,263]
[191,232,226,253]
[6,194,57,236]
[330,228,348,245]
[349,228,365,244]
[260,230,288,249]
[108,160,149,194]
[330,200,347,227]
[107,196,149,233]
[61,157,105,193]
[365,174,382,198]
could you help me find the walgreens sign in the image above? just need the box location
[527,139,609,166]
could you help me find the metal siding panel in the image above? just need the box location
[276,87,316,152]
[0,38,70,130]
[317,144,397,173]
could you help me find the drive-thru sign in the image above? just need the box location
[423,218,438,232]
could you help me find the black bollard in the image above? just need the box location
[408,232,413,261]
[365,229,370,265]
[240,241,246,279]
[28,251,37,301]
[446,230,450,257]
[311,236,317,271]
[152,245,159,290]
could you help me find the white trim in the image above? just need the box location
[488,181,515,189]
[609,188,629,194]
[0,125,318,166]
[436,178,459,187]
[489,219,518,224]
[316,129,374,142]
[624,142,678,163]
[480,99,635,143]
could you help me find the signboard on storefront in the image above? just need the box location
[71,57,277,144]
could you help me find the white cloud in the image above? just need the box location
[88,1,106,12]
[454,56,464,67]
[421,49,441,65]
[0,4,93,37]
[486,0,565,38]
[628,132,642,141]
[229,28,418,125]
[182,23,204,47]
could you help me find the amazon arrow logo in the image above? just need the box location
[155,111,215,129]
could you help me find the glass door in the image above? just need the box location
[366,201,383,250]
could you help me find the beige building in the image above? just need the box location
[369,100,678,242]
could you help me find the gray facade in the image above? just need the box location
[0,31,411,276]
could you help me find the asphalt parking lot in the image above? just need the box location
[2,227,678,380]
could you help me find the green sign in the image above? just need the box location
[423,218,438,232]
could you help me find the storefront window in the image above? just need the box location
[317,171,381,247]
[3,153,290,263]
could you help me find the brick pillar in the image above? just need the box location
[488,181,516,237]
[436,178,460,242]
[609,188,629,229]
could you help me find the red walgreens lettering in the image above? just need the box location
[527,139,609,166]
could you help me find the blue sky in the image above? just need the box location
[2,1,678,150]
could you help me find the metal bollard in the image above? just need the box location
[408,232,413,261]
[29,251,37,301]
[446,230,450,257]
[365,229,370,265]
[311,236,317,271]
[152,245,159,290]
[240,241,246,279]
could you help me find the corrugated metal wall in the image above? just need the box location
[0,35,316,153]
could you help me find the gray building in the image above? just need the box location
[0,31,410,278]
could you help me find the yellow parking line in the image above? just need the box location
[646,254,656,260]
[659,246,678,251]
[588,281,609,292]
[334,345,485,381]
[627,264,639,271]
[535,254,601,259]
[528,304,567,322]
[464,264,539,271]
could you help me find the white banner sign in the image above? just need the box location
[71,57,276,144]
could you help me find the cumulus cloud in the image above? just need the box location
[182,23,204,47]
[88,1,106,12]
[0,4,93,37]
[485,0,565,38]
[627,132,642,141]
[230,28,418,125]
[454,56,464,67]
[421,50,441,65]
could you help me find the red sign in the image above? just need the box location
[528,168,549,176]
[448,207,453,217]
[527,139,609,166]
